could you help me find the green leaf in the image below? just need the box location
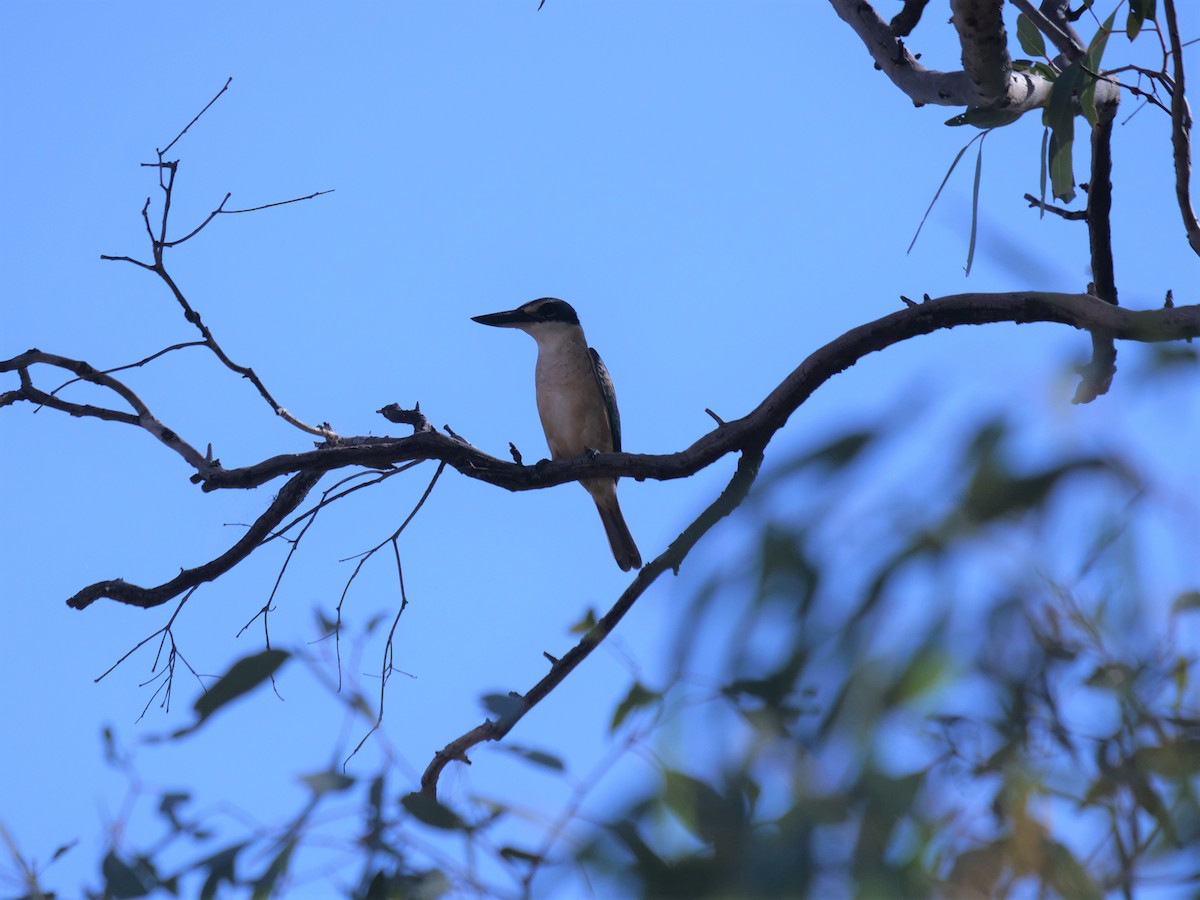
[1017,13,1047,57]
[1133,739,1200,779]
[1038,126,1049,218]
[947,843,1006,895]
[1042,839,1103,900]
[1080,12,1116,126]
[1127,0,1157,39]
[1043,61,1085,202]
[102,851,156,899]
[402,792,469,831]
[909,131,987,253]
[251,837,296,900]
[965,134,985,276]
[610,681,662,732]
[568,607,598,634]
[197,844,246,900]
[663,770,739,845]
[193,649,290,725]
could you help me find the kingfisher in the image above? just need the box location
[472,297,642,571]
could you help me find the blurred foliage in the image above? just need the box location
[5,385,1197,900]
[576,408,1200,899]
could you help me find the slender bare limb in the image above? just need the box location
[1,350,211,472]
[1024,193,1088,219]
[419,446,764,797]
[160,77,232,157]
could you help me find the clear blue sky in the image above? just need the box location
[2,3,1197,896]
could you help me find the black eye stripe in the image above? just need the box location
[528,298,580,325]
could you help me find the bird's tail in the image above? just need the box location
[594,490,642,572]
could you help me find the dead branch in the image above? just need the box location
[1,349,212,472]
[1163,0,1200,256]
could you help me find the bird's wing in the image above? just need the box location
[588,347,621,454]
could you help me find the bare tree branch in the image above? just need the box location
[1163,0,1200,256]
[1,349,212,472]
[950,0,1012,106]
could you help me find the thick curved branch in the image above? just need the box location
[828,0,1052,110]
[66,470,323,610]
[950,0,1011,106]
[419,447,765,797]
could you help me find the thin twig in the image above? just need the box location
[160,77,232,157]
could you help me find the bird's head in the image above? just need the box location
[471,297,581,335]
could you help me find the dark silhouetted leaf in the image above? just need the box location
[1171,590,1200,614]
[610,681,662,732]
[251,837,296,900]
[300,770,355,796]
[569,607,598,634]
[402,792,468,831]
[193,649,290,725]
[102,851,156,899]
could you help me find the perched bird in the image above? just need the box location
[472,297,642,571]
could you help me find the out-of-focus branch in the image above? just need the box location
[419,446,765,797]
[1163,0,1200,257]
[828,0,1053,110]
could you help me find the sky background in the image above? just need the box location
[2,2,1197,897]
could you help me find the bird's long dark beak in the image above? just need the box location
[471,308,533,327]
